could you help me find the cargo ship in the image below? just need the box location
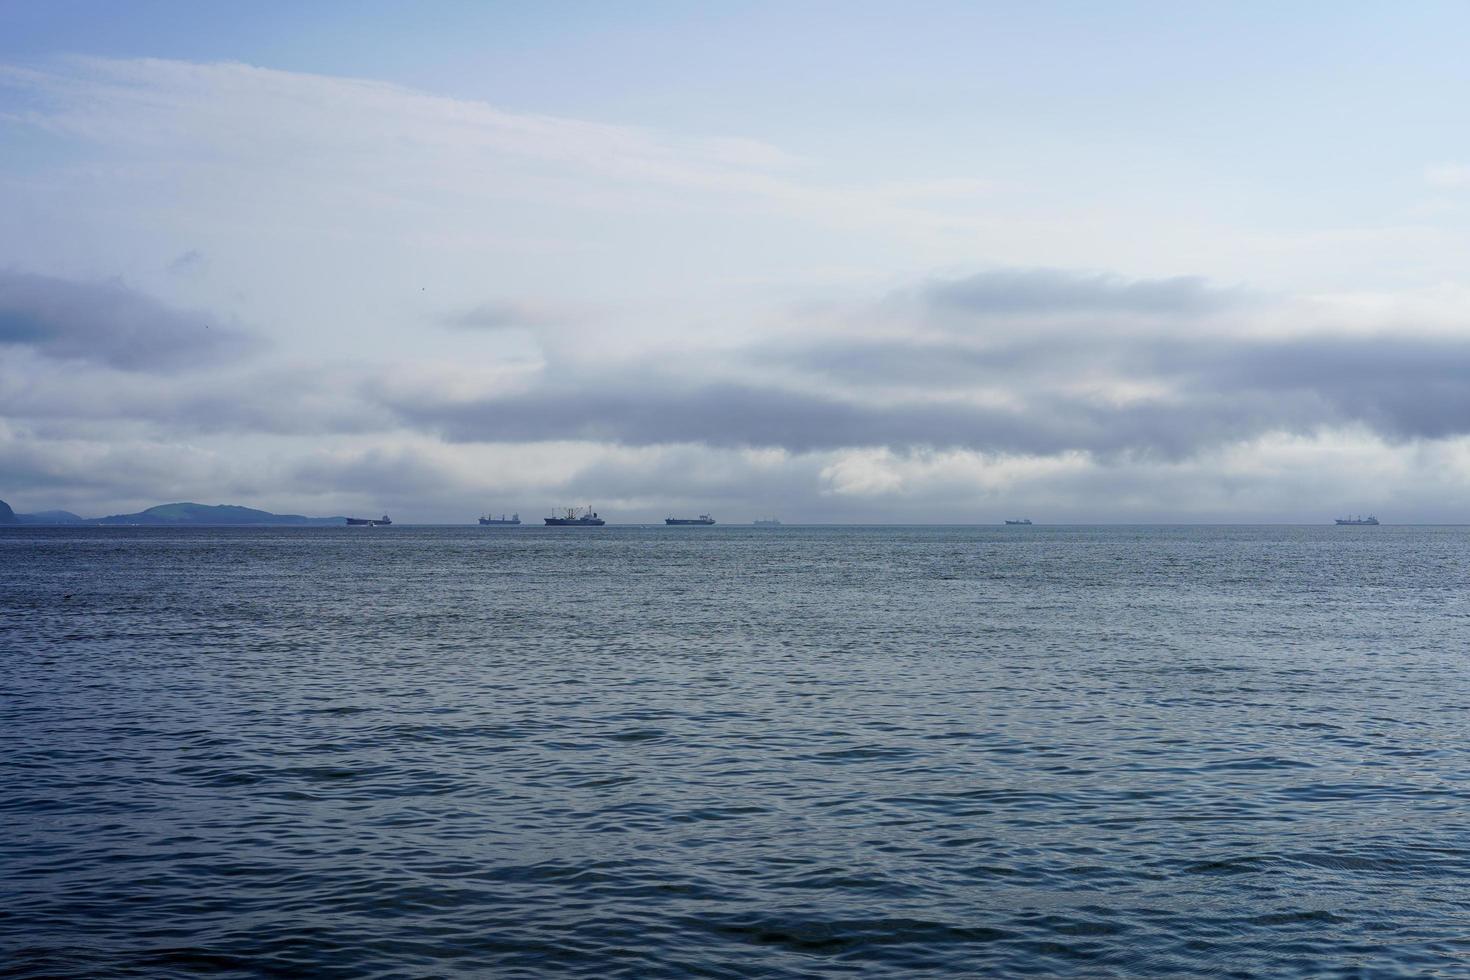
[665,514,715,525]
[1004,518,1033,525]
[545,507,605,526]
[479,513,521,525]
[753,517,782,526]
[1334,515,1379,525]
[346,514,392,526]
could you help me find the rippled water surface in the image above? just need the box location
[4,524,1470,977]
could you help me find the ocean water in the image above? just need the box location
[3,524,1469,978]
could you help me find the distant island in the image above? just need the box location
[0,499,347,526]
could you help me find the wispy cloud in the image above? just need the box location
[0,56,1002,244]
[1425,163,1470,189]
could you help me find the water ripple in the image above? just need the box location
[3,524,1470,977]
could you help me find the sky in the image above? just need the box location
[4,1,1470,523]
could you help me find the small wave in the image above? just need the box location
[697,914,1018,955]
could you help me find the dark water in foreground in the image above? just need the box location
[3,525,1469,978]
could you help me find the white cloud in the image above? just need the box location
[5,58,1470,521]
[0,57,985,247]
[1425,163,1470,189]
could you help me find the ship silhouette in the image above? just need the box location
[544,507,605,526]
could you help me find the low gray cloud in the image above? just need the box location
[776,332,1470,409]
[1167,338,1470,442]
[0,270,255,370]
[7,263,1470,521]
[287,448,466,498]
[381,375,1244,458]
[0,357,387,437]
[7,266,1462,463]
[381,328,1470,459]
[921,268,1243,317]
[765,340,1060,386]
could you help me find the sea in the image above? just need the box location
[3,524,1468,978]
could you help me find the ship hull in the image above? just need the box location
[544,518,605,526]
[665,519,715,525]
[479,520,521,525]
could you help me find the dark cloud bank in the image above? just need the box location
[0,270,253,370]
[5,268,1470,470]
[383,270,1468,458]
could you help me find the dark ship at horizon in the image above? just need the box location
[665,514,716,525]
[1335,515,1379,525]
[545,507,605,526]
[1004,518,1033,525]
[479,513,521,525]
[346,514,392,526]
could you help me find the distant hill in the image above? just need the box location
[0,499,351,526]
[91,502,347,526]
[16,510,85,525]
[0,499,78,524]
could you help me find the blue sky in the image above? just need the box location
[4,3,1470,521]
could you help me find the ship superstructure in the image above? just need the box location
[544,507,605,526]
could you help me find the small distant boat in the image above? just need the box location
[666,514,716,526]
[753,517,782,526]
[545,507,605,527]
[479,513,521,526]
[1004,518,1033,525]
[346,514,392,527]
[1334,515,1379,525]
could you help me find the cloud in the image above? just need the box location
[771,330,1470,420]
[0,56,1007,255]
[385,377,1048,453]
[919,268,1244,318]
[378,264,1470,461]
[1425,164,1470,189]
[0,270,255,371]
[4,263,1467,493]
[441,301,567,330]
[0,352,392,437]
[377,370,1294,460]
[0,58,811,208]
[0,48,1466,522]
[167,249,206,276]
